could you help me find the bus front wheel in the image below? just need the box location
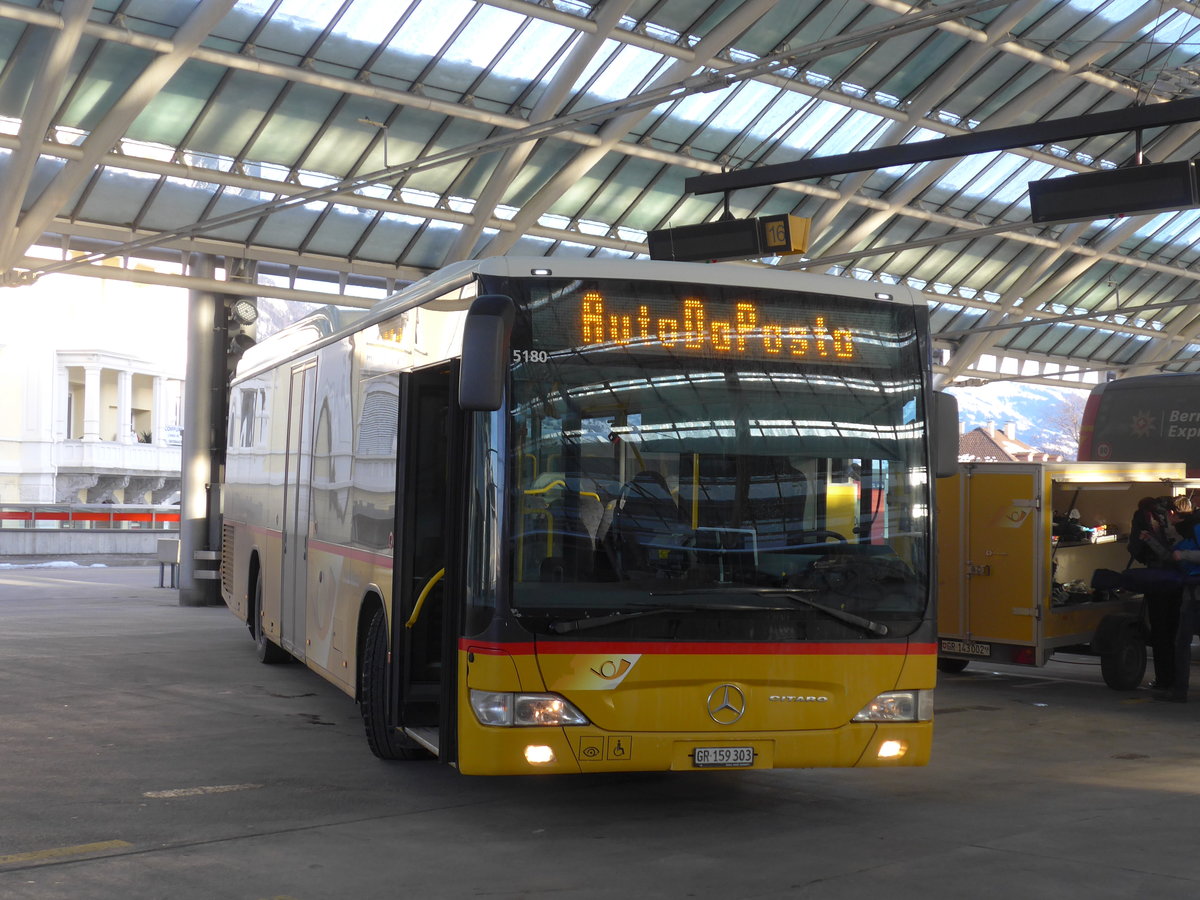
[360,607,427,761]
[252,570,289,665]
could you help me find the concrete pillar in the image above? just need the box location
[82,365,101,441]
[151,376,163,445]
[117,369,133,444]
[19,352,40,439]
[179,254,222,607]
[53,364,69,441]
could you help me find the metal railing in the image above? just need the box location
[0,504,181,530]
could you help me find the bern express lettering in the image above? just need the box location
[579,292,855,360]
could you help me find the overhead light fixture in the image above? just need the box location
[229,333,256,354]
[531,268,552,276]
[230,298,258,325]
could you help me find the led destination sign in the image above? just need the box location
[579,291,856,361]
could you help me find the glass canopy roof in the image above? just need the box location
[2,0,1200,385]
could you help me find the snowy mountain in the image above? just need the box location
[945,382,1091,460]
[254,295,329,340]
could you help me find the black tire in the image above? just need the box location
[360,607,426,761]
[252,570,289,664]
[1100,624,1147,691]
[937,657,970,674]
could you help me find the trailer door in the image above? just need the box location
[964,466,1044,652]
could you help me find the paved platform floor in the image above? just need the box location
[1,565,1196,899]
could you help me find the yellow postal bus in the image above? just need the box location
[219,257,955,774]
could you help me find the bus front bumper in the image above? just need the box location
[454,720,932,775]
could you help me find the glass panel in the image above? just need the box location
[491,274,931,642]
[574,42,666,104]
[438,6,524,88]
[486,18,574,83]
[379,0,474,75]
[255,0,345,56]
[332,0,418,44]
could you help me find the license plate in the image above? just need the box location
[940,638,992,657]
[693,746,754,768]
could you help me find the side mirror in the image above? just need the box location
[458,294,516,411]
[932,391,959,478]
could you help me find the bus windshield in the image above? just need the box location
[495,275,932,639]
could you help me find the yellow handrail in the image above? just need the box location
[523,479,600,502]
[405,567,445,629]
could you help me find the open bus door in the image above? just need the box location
[388,363,465,761]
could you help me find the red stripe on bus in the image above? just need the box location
[71,512,112,521]
[306,539,392,567]
[466,644,527,656]
[157,513,181,522]
[37,511,70,520]
[113,513,154,522]
[464,640,536,655]
[228,525,391,567]
[461,638,935,656]
[0,511,32,520]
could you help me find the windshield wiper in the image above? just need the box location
[548,602,773,634]
[652,588,889,636]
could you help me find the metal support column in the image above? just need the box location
[178,253,222,607]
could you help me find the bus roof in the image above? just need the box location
[233,257,925,383]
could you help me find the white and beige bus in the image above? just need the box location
[219,256,955,775]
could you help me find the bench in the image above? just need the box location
[157,539,180,588]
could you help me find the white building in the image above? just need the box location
[0,270,186,504]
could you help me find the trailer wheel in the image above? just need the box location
[937,657,969,674]
[1099,622,1146,691]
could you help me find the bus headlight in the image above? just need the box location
[469,690,590,727]
[852,690,933,722]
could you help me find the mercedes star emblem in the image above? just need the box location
[706,684,746,725]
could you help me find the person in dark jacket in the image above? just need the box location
[1160,499,1200,702]
[1129,496,1181,690]
[1129,496,1171,566]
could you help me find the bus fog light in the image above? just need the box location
[852,690,933,722]
[877,739,907,760]
[470,690,589,727]
[524,745,556,765]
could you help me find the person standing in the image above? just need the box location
[1129,496,1180,691]
[1160,498,1200,702]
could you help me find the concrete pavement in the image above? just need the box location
[0,564,1196,899]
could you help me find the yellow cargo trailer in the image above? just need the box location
[936,461,1193,689]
